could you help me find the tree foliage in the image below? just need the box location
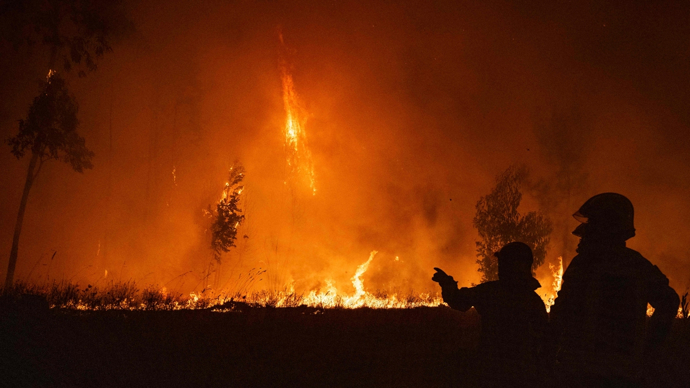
[208,163,245,263]
[7,71,94,173]
[473,165,553,283]
[0,0,132,75]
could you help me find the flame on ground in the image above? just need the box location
[270,250,442,309]
[28,252,687,316]
[45,250,442,311]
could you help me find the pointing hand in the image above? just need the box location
[432,267,457,288]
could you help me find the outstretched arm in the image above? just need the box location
[432,268,474,311]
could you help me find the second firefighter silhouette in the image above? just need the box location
[548,193,679,387]
[433,242,547,387]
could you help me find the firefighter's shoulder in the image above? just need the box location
[622,247,670,285]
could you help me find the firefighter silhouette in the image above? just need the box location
[548,193,680,387]
[433,242,548,387]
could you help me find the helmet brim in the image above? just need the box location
[573,211,588,224]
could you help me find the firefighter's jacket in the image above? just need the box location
[549,240,680,381]
[442,277,548,381]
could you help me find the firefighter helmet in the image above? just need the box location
[572,193,635,240]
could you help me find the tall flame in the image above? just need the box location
[351,250,377,301]
[550,256,563,295]
[295,250,441,309]
[543,256,563,312]
[280,35,316,195]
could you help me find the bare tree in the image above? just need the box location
[473,165,553,283]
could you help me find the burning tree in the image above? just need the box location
[473,165,553,283]
[208,163,246,262]
[5,71,94,287]
[279,32,316,196]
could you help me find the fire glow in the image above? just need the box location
[8,35,676,318]
[19,61,577,314]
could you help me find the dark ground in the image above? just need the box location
[0,302,688,388]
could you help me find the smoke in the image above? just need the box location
[1,0,689,296]
[528,101,592,273]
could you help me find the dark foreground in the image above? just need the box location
[1,303,688,388]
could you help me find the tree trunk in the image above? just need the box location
[5,153,39,288]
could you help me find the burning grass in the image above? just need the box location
[4,277,684,317]
[0,279,443,311]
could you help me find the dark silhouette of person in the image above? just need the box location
[433,242,548,387]
[548,193,680,388]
